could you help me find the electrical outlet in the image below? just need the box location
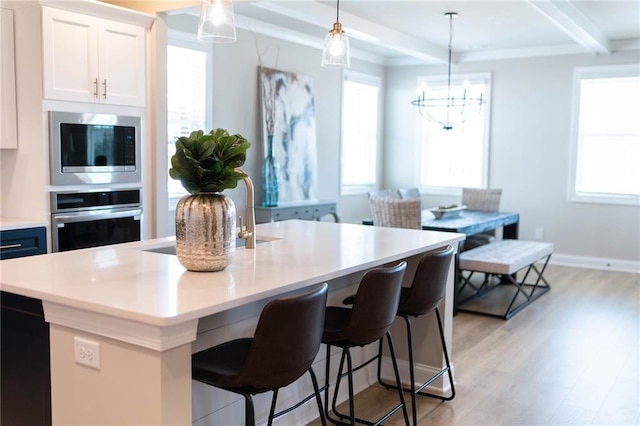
[535,227,544,241]
[74,337,101,370]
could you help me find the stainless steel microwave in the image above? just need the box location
[49,112,142,186]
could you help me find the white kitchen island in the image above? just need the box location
[0,220,463,425]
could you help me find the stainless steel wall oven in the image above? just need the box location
[51,189,142,252]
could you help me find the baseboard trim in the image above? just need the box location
[380,356,455,397]
[550,253,639,274]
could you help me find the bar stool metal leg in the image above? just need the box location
[267,390,278,426]
[377,307,455,426]
[325,331,410,426]
[243,394,255,426]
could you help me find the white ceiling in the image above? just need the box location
[178,0,640,66]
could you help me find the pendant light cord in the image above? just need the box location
[446,13,454,126]
[336,0,340,22]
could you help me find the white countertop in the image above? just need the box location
[0,220,463,327]
[0,216,48,231]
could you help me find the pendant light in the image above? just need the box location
[411,12,484,130]
[321,0,350,68]
[197,0,237,43]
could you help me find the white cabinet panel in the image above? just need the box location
[42,7,145,107]
[1,8,18,149]
[42,7,98,103]
[97,20,145,106]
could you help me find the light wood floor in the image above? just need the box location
[309,265,639,425]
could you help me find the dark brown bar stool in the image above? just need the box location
[192,284,328,426]
[322,261,410,426]
[377,245,456,426]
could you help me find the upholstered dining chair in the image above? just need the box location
[397,187,421,201]
[368,189,394,199]
[462,188,502,212]
[462,188,502,250]
[369,197,421,230]
[192,284,329,426]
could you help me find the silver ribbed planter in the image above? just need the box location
[175,193,236,272]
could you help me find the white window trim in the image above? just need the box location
[340,70,383,196]
[414,72,492,196]
[568,64,640,206]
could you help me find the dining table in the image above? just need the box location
[420,209,519,239]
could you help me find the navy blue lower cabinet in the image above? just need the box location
[0,226,47,259]
[1,292,52,426]
[1,226,51,425]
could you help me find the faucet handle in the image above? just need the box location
[237,216,245,236]
[237,216,253,239]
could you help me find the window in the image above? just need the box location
[570,65,640,205]
[340,72,381,195]
[415,73,491,194]
[167,34,212,200]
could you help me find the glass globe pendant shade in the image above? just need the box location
[321,22,350,68]
[197,0,237,43]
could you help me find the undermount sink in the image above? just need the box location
[145,239,270,256]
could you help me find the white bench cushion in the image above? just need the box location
[459,240,554,275]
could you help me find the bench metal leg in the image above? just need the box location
[457,254,552,320]
[457,271,496,306]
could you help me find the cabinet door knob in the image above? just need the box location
[93,78,99,98]
[102,79,107,99]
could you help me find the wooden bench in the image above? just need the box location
[457,239,553,319]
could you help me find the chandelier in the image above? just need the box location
[197,0,237,43]
[321,0,350,68]
[411,12,484,130]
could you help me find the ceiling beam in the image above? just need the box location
[250,1,449,64]
[527,0,611,54]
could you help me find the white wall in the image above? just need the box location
[386,50,640,267]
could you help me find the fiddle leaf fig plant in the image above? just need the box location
[169,129,251,194]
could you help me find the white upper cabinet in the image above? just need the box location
[1,8,18,149]
[42,7,146,107]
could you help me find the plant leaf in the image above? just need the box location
[169,128,251,194]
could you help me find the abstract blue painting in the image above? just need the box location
[260,67,317,204]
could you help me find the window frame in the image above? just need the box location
[339,70,382,196]
[414,72,492,196]
[167,30,214,207]
[568,64,640,206]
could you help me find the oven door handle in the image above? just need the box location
[52,208,143,225]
